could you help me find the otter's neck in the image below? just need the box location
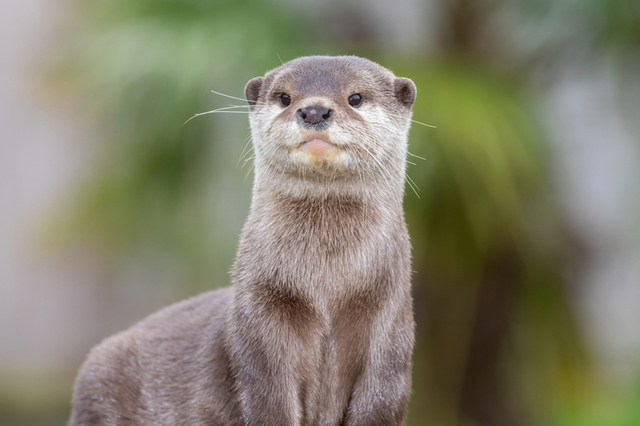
[233,175,407,300]
[250,172,404,227]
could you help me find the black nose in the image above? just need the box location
[298,105,333,126]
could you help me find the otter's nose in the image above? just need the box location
[298,105,333,126]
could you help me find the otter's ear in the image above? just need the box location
[245,77,264,108]
[394,77,416,109]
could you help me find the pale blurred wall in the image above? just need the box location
[0,0,100,376]
[550,67,640,379]
[0,0,193,386]
[0,0,185,384]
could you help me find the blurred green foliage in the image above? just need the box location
[400,59,589,426]
[50,0,321,288]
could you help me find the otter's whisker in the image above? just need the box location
[244,162,255,182]
[410,119,436,128]
[242,154,257,168]
[210,89,268,106]
[276,53,297,82]
[407,151,426,161]
[210,90,251,103]
[237,133,254,166]
[359,142,395,192]
[239,147,255,167]
[382,111,437,129]
[183,106,251,126]
[405,174,420,198]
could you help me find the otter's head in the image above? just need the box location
[245,56,416,184]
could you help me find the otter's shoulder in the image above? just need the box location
[69,287,235,425]
[80,286,234,368]
[136,285,234,334]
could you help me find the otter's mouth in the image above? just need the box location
[290,136,347,170]
[299,138,338,157]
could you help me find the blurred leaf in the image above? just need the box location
[49,0,319,287]
[398,58,591,425]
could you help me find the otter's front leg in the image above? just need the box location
[343,310,415,426]
[227,285,321,426]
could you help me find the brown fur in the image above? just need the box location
[69,56,417,425]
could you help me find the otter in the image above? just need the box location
[69,55,417,426]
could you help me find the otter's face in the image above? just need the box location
[245,56,416,180]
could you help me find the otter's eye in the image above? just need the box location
[348,93,363,108]
[279,94,291,107]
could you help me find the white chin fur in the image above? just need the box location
[289,147,352,170]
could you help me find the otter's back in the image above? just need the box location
[69,287,240,426]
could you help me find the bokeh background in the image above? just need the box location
[2,0,640,425]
